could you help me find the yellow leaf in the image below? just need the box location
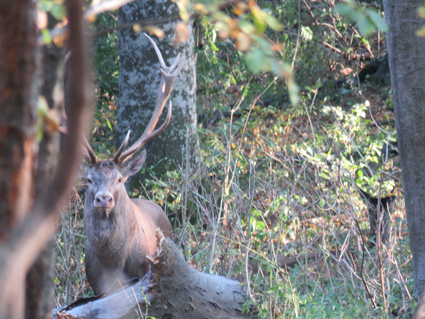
[233,2,247,16]
[236,32,251,51]
[145,25,164,38]
[194,3,207,14]
[271,43,283,51]
[215,21,230,38]
[87,14,96,22]
[133,24,142,33]
[417,26,425,37]
[174,22,189,44]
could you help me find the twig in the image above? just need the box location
[376,174,387,312]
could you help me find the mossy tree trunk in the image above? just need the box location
[117,0,200,190]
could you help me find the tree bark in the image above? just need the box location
[117,0,200,189]
[383,0,425,297]
[52,230,257,319]
[0,0,39,240]
[0,1,40,317]
[26,15,66,318]
[0,0,92,317]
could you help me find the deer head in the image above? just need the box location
[82,34,183,217]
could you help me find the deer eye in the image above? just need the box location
[118,177,123,183]
[87,178,93,184]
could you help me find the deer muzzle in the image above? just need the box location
[94,191,115,210]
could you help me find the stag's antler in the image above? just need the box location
[60,110,99,164]
[113,34,183,164]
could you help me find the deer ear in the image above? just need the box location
[122,150,147,177]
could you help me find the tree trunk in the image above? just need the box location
[383,0,425,296]
[0,1,39,318]
[117,0,200,189]
[0,0,92,317]
[52,231,257,319]
[26,15,66,318]
[0,0,39,239]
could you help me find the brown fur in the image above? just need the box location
[83,156,172,294]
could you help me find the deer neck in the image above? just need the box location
[84,192,139,265]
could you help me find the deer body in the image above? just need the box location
[81,35,181,295]
[83,162,171,293]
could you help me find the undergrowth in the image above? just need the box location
[54,1,413,318]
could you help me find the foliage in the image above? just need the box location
[335,0,387,37]
[50,0,413,318]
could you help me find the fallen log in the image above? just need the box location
[52,229,257,319]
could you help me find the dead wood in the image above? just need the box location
[52,229,257,319]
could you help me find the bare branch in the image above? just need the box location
[84,0,134,20]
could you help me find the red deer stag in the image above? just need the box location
[82,34,182,295]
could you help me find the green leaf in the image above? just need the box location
[253,17,267,33]
[246,49,266,73]
[357,15,374,36]
[334,3,353,16]
[238,20,256,35]
[41,28,52,44]
[264,14,282,31]
[366,10,388,32]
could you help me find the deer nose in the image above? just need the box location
[94,191,114,209]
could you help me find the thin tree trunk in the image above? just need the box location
[0,0,92,317]
[0,0,39,239]
[26,15,66,318]
[0,1,39,318]
[117,0,200,189]
[383,0,425,296]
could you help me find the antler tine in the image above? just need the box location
[116,35,183,164]
[112,130,131,163]
[82,135,99,165]
[144,34,181,74]
[60,111,99,164]
[120,101,173,163]
[144,33,167,70]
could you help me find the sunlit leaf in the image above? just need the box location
[418,5,425,18]
[417,26,425,37]
[146,25,164,38]
[301,26,313,41]
[233,2,247,16]
[174,22,189,44]
[194,3,208,14]
[264,13,282,31]
[133,24,142,33]
[238,19,256,35]
[236,32,251,51]
[254,17,267,33]
[215,21,230,38]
